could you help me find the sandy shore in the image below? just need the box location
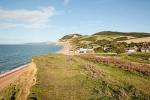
[57,41,72,54]
[0,64,30,78]
[0,63,36,92]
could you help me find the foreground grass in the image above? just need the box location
[0,84,20,100]
[28,54,150,100]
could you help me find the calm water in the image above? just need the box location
[0,44,62,74]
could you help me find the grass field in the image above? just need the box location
[124,37,150,43]
[119,53,150,64]
[28,54,150,100]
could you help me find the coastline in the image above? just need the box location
[0,63,35,91]
[0,42,67,95]
[0,43,61,92]
[0,63,31,78]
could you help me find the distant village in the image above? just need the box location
[126,45,150,54]
[69,42,150,54]
[60,34,150,56]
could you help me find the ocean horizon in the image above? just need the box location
[0,43,62,74]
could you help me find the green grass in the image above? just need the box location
[28,54,150,100]
[120,53,150,64]
[93,31,150,38]
[0,84,20,100]
[28,54,91,99]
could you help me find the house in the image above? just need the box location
[126,46,139,54]
[141,47,150,53]
[127,49,136,54]
[74,47,94,54]
[126,47,137,54]
[103,47,110,51]
[79,48,87,53]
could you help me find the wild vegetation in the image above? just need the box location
[128,53,150,61]
[78,54,150,76]
[121,53,150,64]
[0,84,20,100]
[28,54,150,100]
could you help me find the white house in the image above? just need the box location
[79,48,87,53]
[80,48,94,53]
[127,49,136,54]
[73,47,94,54]
[141,47,150,53]
[126,46,138,54]
[126,47,137,54]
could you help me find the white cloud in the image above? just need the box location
[0,6,56,29]
[64,0,71,6]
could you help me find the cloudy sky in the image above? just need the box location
[0,0,150,44]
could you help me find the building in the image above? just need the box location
[127,49,136,54]
[126,46,139,54]
[73,47,94,54]
[141,47,150,53]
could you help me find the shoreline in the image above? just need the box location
[0,63,34,92]
[0,42,61,79]
[0,42,67,92]
[0,63,31,78]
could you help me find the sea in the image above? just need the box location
[0,43,62,74]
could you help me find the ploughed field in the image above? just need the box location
[28,54,150,100]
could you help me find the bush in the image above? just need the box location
[114,37,128,41]
[94,47,104,53]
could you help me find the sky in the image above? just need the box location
[0,0,150,44]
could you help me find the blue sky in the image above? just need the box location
[0,0,150,44]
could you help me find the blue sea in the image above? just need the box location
[0,44,62,74]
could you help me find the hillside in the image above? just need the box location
[60,31,150,42]
[59,31,150,51]
[124,37,150,43]
[28,54,150,99]
[59,34,82,41]
[93,31,150,38]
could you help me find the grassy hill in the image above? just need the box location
[60,31,150,42]
[124,37,150,43]
[59,34,82,41]
[27,54,150,99]
[93,31,150,38]
[59,31,150,50]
